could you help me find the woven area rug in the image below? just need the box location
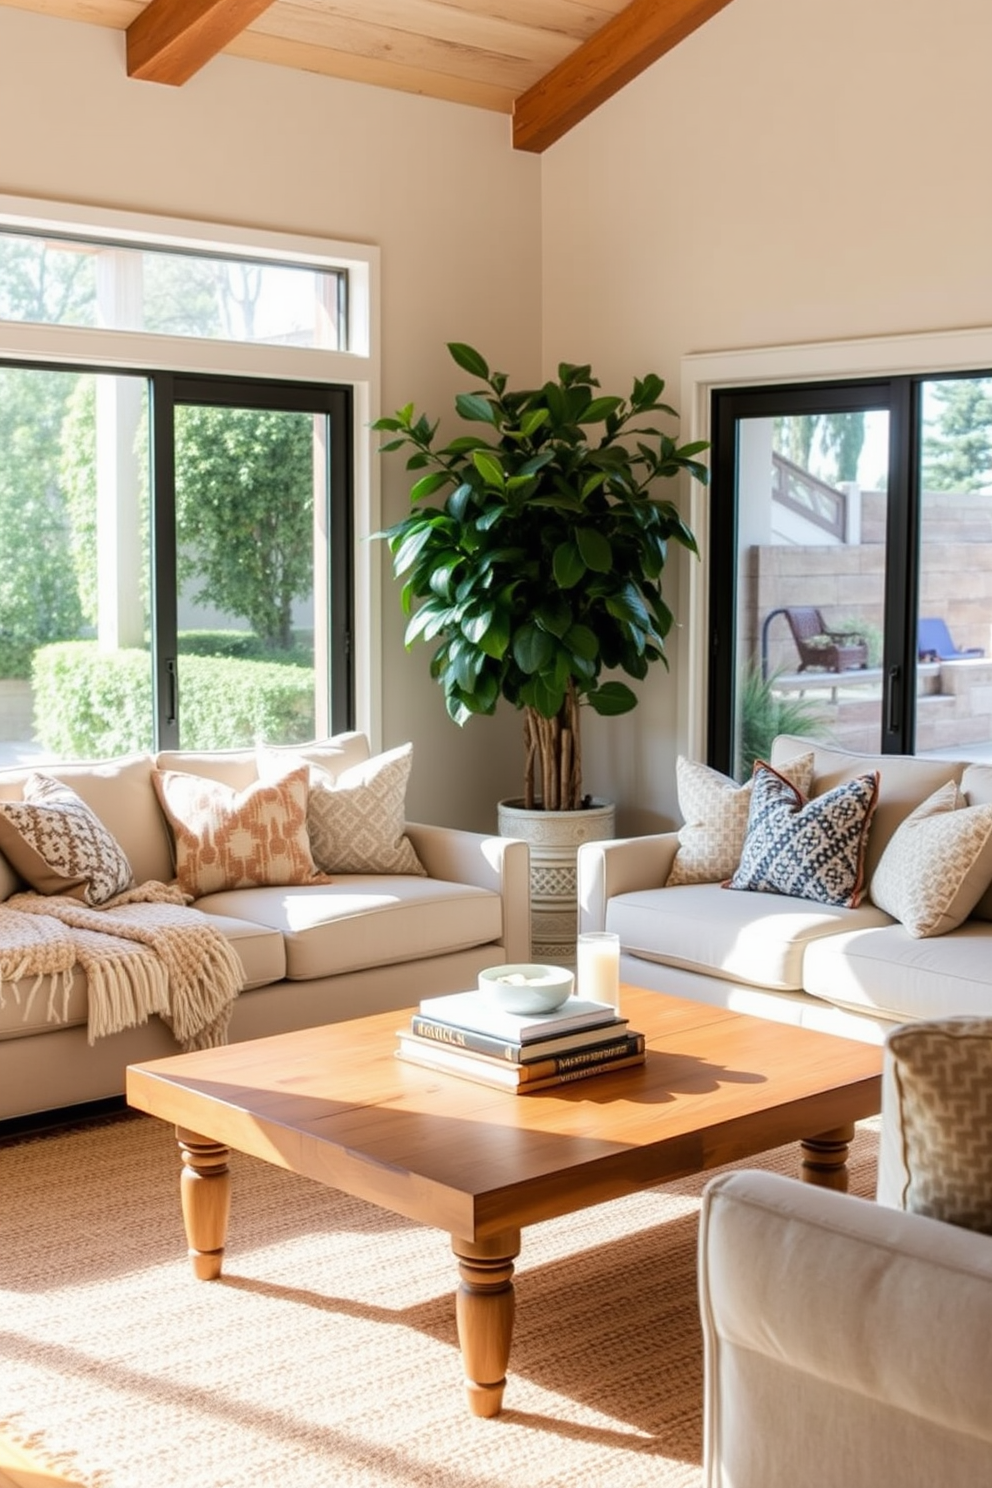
[0,1109,879,1488]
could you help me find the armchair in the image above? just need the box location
[698,1169,992,1488]
[785,605,868,673]
[699,1015,992,1487]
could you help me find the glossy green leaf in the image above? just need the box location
[447,342,490,379]
[576,527,612,572]
[455,393,497,425]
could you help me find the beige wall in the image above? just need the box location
[0,6,542,830]
[7,0,992,836]
[542,0,992,832]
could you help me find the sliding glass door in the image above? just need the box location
[0,361,353,765]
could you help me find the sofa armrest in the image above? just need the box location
[404,823,531,963]
[576,832,679,934]
[698,1170,992,1488]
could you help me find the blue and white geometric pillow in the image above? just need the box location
[726,762,879,908]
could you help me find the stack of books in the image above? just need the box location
[396,988,645,1093]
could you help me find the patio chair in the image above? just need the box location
[784,606,868,673]
[917,617,985,662]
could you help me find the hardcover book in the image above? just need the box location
[408,1012,629,1063]
[416,989,620,1044]
[395,1032,646,1093]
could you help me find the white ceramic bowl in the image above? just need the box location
[477,963,575,1015]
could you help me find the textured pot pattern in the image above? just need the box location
[498,798,616,964]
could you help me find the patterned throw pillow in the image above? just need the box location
[152,764,327,898]
[870,782,992,937]
[260,743,426,876]
[0,773,134,906]
[666,752,815,886]
[881,1018,992,1234]
[726,762,879,907]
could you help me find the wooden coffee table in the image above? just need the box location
[126,988,882,1417]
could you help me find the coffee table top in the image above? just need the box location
[126,988,882,1242]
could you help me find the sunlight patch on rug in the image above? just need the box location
[0,1112,879,1488]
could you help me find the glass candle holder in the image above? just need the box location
[575,931,620,1013]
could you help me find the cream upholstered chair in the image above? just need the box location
[697,1017,992,1488]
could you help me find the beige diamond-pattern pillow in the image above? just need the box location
[152,764,328,898]
[261,743,426,876]
[869,781,992,937]
[879,1017,992,1234]
[0,773,134,906]
[666,752,815,886]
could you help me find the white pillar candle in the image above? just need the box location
[576,931,620,1013]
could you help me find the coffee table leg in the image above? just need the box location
[451,1229,521,1418]
[800,1122,856,1191]
[176,1127,231,1280]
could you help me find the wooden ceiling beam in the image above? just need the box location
[127,0,277,86]
[512,0,738,153]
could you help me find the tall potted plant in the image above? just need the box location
[374,343,709,956]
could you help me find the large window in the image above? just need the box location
[707,372,992,777]
[0,197,378,766]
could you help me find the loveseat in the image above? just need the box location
[577,734,992,1043]
[0,732,530,1122]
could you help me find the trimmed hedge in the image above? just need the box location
[32,642,316,757]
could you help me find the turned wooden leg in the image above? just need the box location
[800,1123,856,1191]
[177,1127,231,1280]
[451,1229,521,1418]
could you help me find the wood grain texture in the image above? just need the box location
[513,0,738,151]
[126,0,278,84]
[127,987,882,1242]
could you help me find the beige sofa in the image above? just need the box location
[577,734,992,1043]
[0,732,530,1121]
[698,1167,992,1488]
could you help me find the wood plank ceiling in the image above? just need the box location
[3,0,736,151]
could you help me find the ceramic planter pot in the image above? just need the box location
[497,797,616,965]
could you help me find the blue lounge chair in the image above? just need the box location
[917,617,984,661]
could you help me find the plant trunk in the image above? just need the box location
[522,684,583,811]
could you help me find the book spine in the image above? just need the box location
[532,1033,645,1078]
[409,1016,521,1062]
[409,1015,627,1063]
[517,1051,647,1093]
[396,1034,646,1090]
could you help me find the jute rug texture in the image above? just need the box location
[0,1110,879,1488]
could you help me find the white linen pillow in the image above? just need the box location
[259,742,426,876]
[666,752,815,886]
[869,782,992,937]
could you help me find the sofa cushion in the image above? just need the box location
[876,1017,992,1234]
[665,752,814,887]
[152,765,329,898]
[0,753,171,888]
[803,921,992,1024]
[259,742,426,876]
[727,764,879,909]
[870,782,992,937]
[0,774,134,906]
[194,877,502,980]
[771,734,967,879]
[605,881,891,992]
[154,732,372,791]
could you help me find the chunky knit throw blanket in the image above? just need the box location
[0,881,244,1049]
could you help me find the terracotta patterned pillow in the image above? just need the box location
[666,752,815,886]
[0,773,134,906]
[726,762,879,908]
[152,764,329,898]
